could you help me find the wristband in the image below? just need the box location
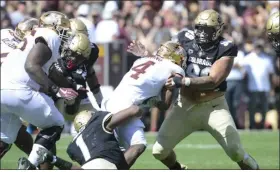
[184,78,191,87]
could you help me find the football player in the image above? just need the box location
[101,41,186,168]
[0,18,38,159]
[22,105,151,170]
[1,11,78,169]
[129,10,259,170]
[1,18,38,64]
[266,12,280,128]
[54,18,103,120]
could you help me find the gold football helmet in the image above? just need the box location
[14,18,39,41]
[156,41,186,65]
[68,33,91,59]
[69,18,88,36]
[194,9,224,44]
[74,110,93,132]
[266,12,279,52]
[61,33,92,69]
[39,11,70,41]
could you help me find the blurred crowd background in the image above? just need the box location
[1,0,280,132]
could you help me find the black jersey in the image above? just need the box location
[177,29,238,92]
[48,43,99,99]
[66,111,129,170]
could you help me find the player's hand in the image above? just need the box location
[57,88,79,100]
[76,85,88,92]
[165,76,184,89]
[127,40,147,57]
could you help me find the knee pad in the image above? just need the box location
[34,126,63,150]
[0,141,12,159]
[152,141,171,160]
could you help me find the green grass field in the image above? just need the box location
[1,130,279,169]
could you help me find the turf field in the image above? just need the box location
[1,130,279,169]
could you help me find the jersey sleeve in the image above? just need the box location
[86,43,99,71]
[101,112,113,134]
[177,29,195,45]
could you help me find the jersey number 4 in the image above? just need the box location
[130,60,155,79]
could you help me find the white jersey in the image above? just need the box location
[1,27,61,91]
[0,29,20,64]
[103,57,185,114]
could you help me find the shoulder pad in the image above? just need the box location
[178,29,195,40]
[34,28,61,54]
[218,38,238,57]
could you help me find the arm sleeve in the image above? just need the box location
[102,113,113,134]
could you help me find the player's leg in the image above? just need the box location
[16,91,65,168]
[152,101,198,170]
[0,90,23,159]
[14,125,33,155]
[150,107,160,132]
[82,158,118,169]
[115,119,147,168]
[204,96,259,169]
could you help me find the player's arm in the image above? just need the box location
[24,38,56,93]
[168,42,237,91]
[183,56,234,90]
[86,69,103,107]
[86,44,103,107]
[105,105,148,132]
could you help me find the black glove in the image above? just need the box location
[172,76,184,88]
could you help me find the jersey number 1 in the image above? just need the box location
[76,135,91,161]
[130,60,155,79]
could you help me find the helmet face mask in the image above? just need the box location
[194,25,216,44]
[61,49,87,70]
[61,33,91,70]
[267,32,280,52]
[39,11,70,42]
[266,12,279,52]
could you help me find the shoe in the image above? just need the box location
[17,157,37,170]
[180,163,188,170]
